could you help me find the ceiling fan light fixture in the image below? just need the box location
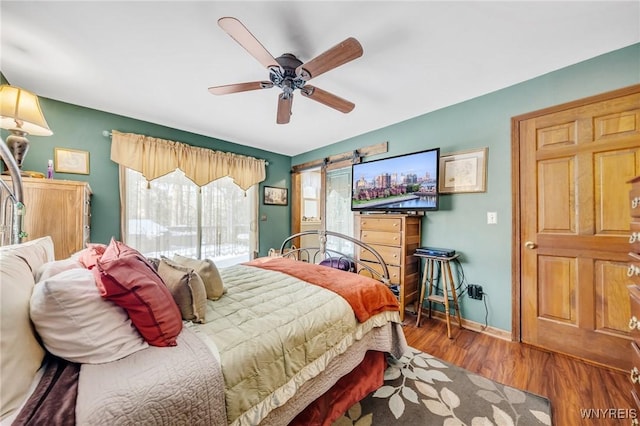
[297,68,311,81]
[209,17,363,124]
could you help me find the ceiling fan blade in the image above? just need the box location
[277,93,293,124]
[296,37,363,81]
[218,17,279,70]
[301,85,355,113]
[208,81,273,95]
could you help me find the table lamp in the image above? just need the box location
[0,84,53,177]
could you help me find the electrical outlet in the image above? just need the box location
[468,284,483,300]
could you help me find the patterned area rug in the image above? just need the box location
[333,347,552,425]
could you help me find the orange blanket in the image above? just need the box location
[243,257,399,322]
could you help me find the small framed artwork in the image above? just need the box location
[264,186,288,206]
[438,147,488,194]
[54,147,90,175]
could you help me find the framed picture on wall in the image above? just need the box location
[54,147,90,175]
[264,186,288,206]
[438,147,488,194]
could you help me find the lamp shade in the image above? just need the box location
[0,85,53,136]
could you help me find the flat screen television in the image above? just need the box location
[351,148,440,212]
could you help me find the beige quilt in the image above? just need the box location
[195,264,405,426]
[76,327,226,425]
[74,263,405,426]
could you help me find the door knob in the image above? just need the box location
[524,241,537,249]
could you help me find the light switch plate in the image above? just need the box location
[487,212,497,224]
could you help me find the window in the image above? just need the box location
[123,168,258,267]
[302,169,321,221]
[325,166,354,255]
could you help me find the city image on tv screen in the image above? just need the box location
[351,148,440,212]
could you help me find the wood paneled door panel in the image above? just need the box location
[516,85,640,371]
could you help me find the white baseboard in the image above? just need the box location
[414,310,513,341]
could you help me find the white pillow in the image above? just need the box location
[34,257,83,283]
[0,236,53,420]
[30,268,149,363]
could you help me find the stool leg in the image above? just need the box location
[441,260,452,338]
[416,259,429,327]
[427,259,434,319]
[446,261,463,330]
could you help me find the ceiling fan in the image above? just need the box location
[208,17,363,124]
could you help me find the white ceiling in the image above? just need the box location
[2,1,639,156]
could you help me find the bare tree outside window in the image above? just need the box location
[124,168,258,267]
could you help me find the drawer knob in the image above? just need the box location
[631,232,640,244]
[629,265,640,277]
[631,366,640,384]
[632,197,640,209]
[630,316,640,331]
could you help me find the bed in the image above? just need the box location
[0,143,407,425]
[0,136,406,425]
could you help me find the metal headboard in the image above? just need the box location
[279,229,391,286]
[0,136,25,246]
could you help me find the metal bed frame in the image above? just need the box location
[0,136,26,246]
[278,229,391,285]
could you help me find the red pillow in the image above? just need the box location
[77,243,107,269]
[93,239,182,347]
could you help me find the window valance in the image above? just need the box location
[110,130,266,190]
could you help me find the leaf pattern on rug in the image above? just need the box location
[333,347,552,426]
[333,402,373,426]
[466,372,552,425]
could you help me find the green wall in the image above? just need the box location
[293,43,640,332]
[3,92,292,256]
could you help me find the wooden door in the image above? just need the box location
[515,85,640,371]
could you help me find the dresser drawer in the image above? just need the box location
[359,261,401,284]
[631,221,640,254]
[631,186,640,218]
[630,254,640,286]
[361,229,401,246]
[359,244,402,266]
[358,217,402,232]
[629,285,640,342]
[632,342,640,399]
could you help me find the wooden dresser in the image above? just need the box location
[5,177,92,260]
[628,176,640,411]
[355,214,421,321]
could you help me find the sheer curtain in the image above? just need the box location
[325,166,354,255]
[123,169,258,266]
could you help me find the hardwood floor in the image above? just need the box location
[401,314,634,426]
